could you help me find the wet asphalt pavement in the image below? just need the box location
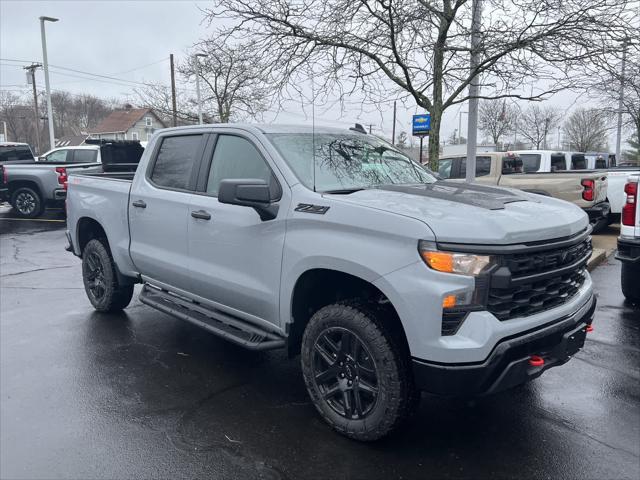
[1,205,639,480]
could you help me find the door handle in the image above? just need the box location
[132,200,146,208]
[191,209,211,220]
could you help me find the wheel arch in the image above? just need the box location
[76,216,137,286]
[286,268,409,358]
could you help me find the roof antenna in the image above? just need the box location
[311,72,316,192]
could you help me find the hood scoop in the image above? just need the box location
[377,181,532,210]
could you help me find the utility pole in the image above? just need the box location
[391,100,397,146]
[615,39,629,162]
[366,124,374,134]
[24,63,43,154]
[194,53,207,125]
[170,53,177,127]
[465,0,482,183]
[39,16,58,150]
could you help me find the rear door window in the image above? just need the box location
[502,155,523,174]
[458,156,491,178]
[149,135,204,190]
[520,154,541,172]
[571,154,587,170]
[72,149,98,163]
[550,154,566,171]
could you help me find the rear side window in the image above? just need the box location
[571,154,587,170]
[550,154,566,171]
[520,154,542,172]
[502,155,523,174]
[459,156,491,178]
[595,158,606,169]
[73,150,98,163]
[206,135,274,197]
[150,135,203,190]
[0,145,33,161]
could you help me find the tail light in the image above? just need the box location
[622,180,638,226]
[55,167,68,190]
[581,179,595,201]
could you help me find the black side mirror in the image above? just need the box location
[218,179,279,221]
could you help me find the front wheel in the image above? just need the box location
[10,187,44,218]
[301,302,417,441]
[621,262,640,303]
[82,239,134,312]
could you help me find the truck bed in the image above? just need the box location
[67,172,137,277]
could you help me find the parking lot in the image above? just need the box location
[1,205,638,480]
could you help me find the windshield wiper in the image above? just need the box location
[322,188,366,194]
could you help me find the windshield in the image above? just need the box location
[268,133,437,191]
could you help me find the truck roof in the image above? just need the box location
[157,123,366,136]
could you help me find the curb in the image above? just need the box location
[587,247,616,271]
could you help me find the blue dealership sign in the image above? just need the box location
[412,114,431,136]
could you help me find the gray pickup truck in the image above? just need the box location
[66,125,596,441]
[1,140,143,218]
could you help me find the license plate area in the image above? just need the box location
[563,323,588,357]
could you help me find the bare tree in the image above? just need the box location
[518,105,562,149]
[179,41,273,123]
[396,131,408,148]
[563,108,609,152]
[0,91,38,147]
[206,0,635,167]
[479,100,516,148]
[134,82,197,125]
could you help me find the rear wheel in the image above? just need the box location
[10,187,43,218]
[621,262,640,303]
[301,301,417,441]
[82,239,134,312]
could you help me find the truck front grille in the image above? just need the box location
[504,238,592,277]
[487,268,587,321]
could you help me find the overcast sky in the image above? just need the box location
[1,0,617,147]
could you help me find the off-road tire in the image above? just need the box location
[82,239,134,312]
[301,301,418,441]
[621,261,640,303]
[10,186,44,218]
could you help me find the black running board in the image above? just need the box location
[139,284,285,350]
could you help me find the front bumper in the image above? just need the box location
[412,294,596,395]
[616,236,640,264]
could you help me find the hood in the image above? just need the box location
[329,182,589,244]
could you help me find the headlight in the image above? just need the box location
[418,240,494,276]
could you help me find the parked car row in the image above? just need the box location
[437,150,639,232]
[0,140,144,218]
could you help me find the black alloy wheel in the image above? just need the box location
[312,327,379,420]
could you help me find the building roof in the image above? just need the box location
[56,134,90,147]
[90,108,165,134]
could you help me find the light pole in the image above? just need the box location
[465,0,482,183]
[615,39,629,163]
[40,15,58,150]
[194,53,207,125]
[458,110,468,144]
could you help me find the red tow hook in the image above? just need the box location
[529,355,545,367]
[586,324,594,333]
